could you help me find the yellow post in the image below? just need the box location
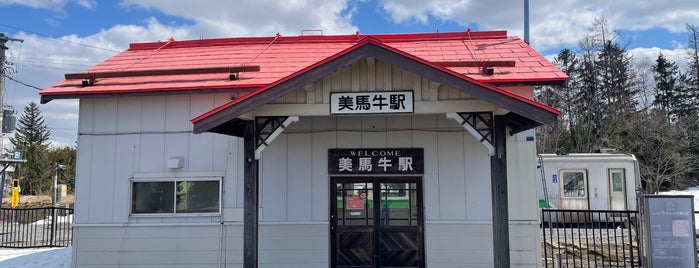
[11,178,19,208]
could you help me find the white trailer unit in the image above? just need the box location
[537,152,641,212]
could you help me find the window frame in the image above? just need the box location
[559,169,588,199]
[130,176,222,217]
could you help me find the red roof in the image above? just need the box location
[40,30,567,103]
[191,36,561,136]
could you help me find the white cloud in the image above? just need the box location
[0,0,68,9]
[0,0,95,10]
[73,0,95,10]
[118,0,359,37]
[5,18,193,149]
[4,0,362,148]
[377,0,699,51]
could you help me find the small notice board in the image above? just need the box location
[641,195,697,267]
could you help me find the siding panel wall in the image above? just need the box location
[425,222,539,268]
[73,225,243,268]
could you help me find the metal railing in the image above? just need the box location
[541,209,640,267]
[0,207,73,248]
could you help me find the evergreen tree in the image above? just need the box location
[680,24,699,187]
[48,146,77,192]
[11,102,51,195]
[652,53,680,119]
[680,23,699,118]
[10,102,51,148]
[598,41,637,116]
[534,49,577,153]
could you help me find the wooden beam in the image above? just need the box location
[243,120,259,268]
[432,60,516,68]
[64,65,261,80]
[490,115,510,267]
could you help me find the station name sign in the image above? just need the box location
[330,91,414,114]
[328,148,424,175]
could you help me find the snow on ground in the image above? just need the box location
[31,215,73,225]
[658,186,699,230]
[0,247,71,267]
[2,188,699,267]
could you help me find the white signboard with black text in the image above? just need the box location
[330,91,414,114]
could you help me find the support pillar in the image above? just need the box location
[491,115,510,267]
[243,120,258,268]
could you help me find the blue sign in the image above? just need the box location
[13,150,20,160]
[552,174,557,183]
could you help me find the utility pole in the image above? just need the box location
[0,33,24,145]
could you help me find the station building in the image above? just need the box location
[40,30,567,267]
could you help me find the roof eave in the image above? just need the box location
[39,85,264,104]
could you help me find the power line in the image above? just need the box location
[0,23,121,53]
[3,74,42,91]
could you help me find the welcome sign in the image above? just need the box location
[328,148,424,175]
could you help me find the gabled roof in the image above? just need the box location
[192,36,561,137]
[39,30,566,104]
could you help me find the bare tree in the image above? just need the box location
[622,111,693,193]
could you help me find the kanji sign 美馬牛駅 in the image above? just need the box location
[328,148,424,175]
[330,91,413,114]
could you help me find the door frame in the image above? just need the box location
[608,168,627,210]
[329,176,425,268]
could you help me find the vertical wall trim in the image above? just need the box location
[490,115,510,267]
[244,120,259,268]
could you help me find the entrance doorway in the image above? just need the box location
[330,177,424,268]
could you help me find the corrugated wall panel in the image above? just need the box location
[310,117,335,220]
[285,119,313,221]
[361,116,387,147]
[464,133,492,221]
[260,131,288,221]
[73,225,243,267]
[258,224,328,267]
[436,115,467,220]
[116,97,142,132]
[140,96,166,132]
[411,114,440,220]
[113,135,139,222]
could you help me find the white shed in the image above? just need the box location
[41,31,566,267]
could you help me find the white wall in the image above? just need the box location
[256,115,540,267]
[259,114,497,223]
[73,94,246,266]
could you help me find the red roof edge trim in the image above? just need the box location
[131,30,508,51]
[486,76,569,85]
[40,84,265,97]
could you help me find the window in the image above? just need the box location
[610,170,625,192]
[561,170,586,198]
[131,178,220,215]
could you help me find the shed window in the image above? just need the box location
[131,178,220,215]
[561,170,586,198]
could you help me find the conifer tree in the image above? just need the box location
[10,102,51,195]
[652,53,680,119]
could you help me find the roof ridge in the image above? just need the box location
[129,30,509,51]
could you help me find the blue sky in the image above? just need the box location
[0,0,697,147]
